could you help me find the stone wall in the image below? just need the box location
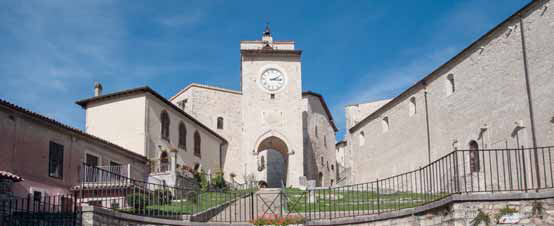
[347,0,554,184]
[337,199,554,226]
[81,206,189,226]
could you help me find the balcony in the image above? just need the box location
[80,164,132,186]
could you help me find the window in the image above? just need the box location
[194,131,201,157]
[446,73,455,96]
[48,141,64,179]
[217,117,224,129]
[33,191,42,202]
[160,152,169,172]
[469,140,480,172]
[179,122,187,149]
[359,131,365,146]
[315,126,318,138]
[382,116,389,132]
[409,97,416,117]
[161,111,170,141]
[321,157,324,166]
[331,164,334,171]
[324,136,327,148]
[85,153,99,166]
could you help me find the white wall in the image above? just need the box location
[85,95,146,156]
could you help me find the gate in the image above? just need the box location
[207,188,307,224]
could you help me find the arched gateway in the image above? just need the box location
[256,136,289,188]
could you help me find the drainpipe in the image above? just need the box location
[518,15,540,188]
[423,84,432,164]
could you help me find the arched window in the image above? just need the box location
[217,117,224,129]
[160,152,169,172]
[318,172,323,187]
[194,131,201,157]
[359,131,365,146]
[382,116,390,132]
[446,73,455,96]
[469,140,480,172]
[331,164,334,171]
[178,122,187,149]
[409,97,416,117]
[321,156,324,166]
[330,179,334,186]
[161,111,170,141]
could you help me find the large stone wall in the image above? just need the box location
[334,198,554,226]
[170,84,243,182]
[303,95,337,186]
[347,0,554,184]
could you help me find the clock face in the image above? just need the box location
[261,68,285,91]
[260,69,285,91]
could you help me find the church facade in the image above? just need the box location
[77,27,338,188]
[343,0,554,184]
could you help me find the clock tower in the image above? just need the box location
[239,25,305,187]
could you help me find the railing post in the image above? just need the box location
[521,146,528,192]
[533,147,541,190]
[127,164,131,179]
[376,178,380,215]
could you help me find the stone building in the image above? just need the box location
[0,99,148,198]
[76,86,227,188]
[345,0,554,184]
[170,26,337,187]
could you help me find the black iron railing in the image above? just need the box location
[76,163,257,220]
[73,146,554,222]
[283,146,554,221]
[0,194,79,226]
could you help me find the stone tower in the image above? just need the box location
[239,25,305,187]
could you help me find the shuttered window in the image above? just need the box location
[48,141,64,179]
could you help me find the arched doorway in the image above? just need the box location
[257,136,288,188]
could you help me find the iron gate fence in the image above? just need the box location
[0,194,79,226]
[72,146,554,223]
[209,146,554,222]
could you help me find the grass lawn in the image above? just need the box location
[122,189,255,216]
[284,188,449,213]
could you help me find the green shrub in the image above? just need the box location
[151,188,174,205]
[212,171,227,190]
[126,192,150,210]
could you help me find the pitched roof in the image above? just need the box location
[349,0,543,133]
[170,83,242,101]
[75,86,227,143]
[303,91,338,132]
[0,99,147,162]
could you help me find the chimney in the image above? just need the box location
[94,82,103,97]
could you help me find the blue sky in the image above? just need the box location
[0,0,530,140]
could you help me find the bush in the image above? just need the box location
[126,192,150,210]
[212,171,227,190]
[151,188,174,205]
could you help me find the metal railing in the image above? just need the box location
[76,163,256,220]
[283,146,554,221]
[0,194,79,226]
[72,146,554,222]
